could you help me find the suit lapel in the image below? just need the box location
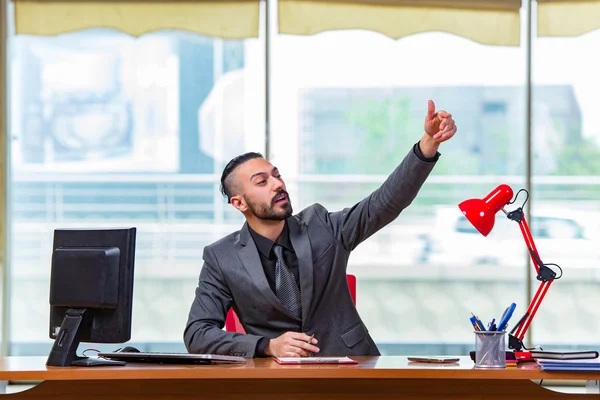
[237,223,298,319]
[287,217,314,321]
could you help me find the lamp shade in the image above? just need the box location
[458,184,514,236]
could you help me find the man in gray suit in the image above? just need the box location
[184,100,457,358]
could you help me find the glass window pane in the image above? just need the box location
[532,26,600,350]
[8,28,264,354]
[271,25,527,353]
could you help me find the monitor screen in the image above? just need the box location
[47,228,136,367]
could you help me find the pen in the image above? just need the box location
[488,318,496,331]
[497,303,516,332]
[307,334,315,357]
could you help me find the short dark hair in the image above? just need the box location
[220,152,264,203]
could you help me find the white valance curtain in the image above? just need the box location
[537,0,600,38]
[9,1,600,58]
[278,0,523,46]
[12,0,261,38]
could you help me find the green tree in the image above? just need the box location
[346,95,479,175]
[346,96,422,174]
[553,137,600,175]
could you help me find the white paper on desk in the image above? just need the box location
[275,357,358,364]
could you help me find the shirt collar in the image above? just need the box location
[248,221,294,257]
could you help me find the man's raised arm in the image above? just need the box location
[316,100,457,251]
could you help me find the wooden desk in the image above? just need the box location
[0,356,599,399]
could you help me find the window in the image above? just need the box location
[270,17,527,352]
[531,28,600,348]
[6,1,599,358]
[8,28,264,353]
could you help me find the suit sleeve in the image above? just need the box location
[183,246,262,357]
[315,144,437,252]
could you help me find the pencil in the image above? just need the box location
[471,312,486,331]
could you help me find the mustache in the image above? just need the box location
[271,190,289,205]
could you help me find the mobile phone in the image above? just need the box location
[407,357,460,364]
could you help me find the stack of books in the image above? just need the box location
[530,350,600,371]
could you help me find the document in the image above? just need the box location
[274,356,358,365]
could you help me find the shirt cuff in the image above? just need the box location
[413,141,440,163]
[255,337,269,357]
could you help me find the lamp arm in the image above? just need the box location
[509,280,554,351]
[513,212,542,275]
[505,212,557,351]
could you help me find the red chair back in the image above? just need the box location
[225,274,357,333]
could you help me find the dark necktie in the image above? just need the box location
[273,244,302,319]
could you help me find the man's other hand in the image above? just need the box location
[265,332,320,357]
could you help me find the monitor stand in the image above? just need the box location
[46,308,125,367]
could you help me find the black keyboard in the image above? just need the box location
[98,351,246,364]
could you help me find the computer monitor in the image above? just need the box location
[47,228,136,367]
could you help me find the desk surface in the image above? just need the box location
[1,356,599,382]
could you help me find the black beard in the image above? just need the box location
[244,192,293,221]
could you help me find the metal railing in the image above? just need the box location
[7,172,600,355]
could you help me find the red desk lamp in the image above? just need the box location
[459,184,562,355]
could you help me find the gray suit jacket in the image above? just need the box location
[184,147,436,357]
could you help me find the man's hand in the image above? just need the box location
[421,100,457,158]
[264,332,320,357]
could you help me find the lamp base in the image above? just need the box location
[508,334,525,352]
[514,351,535,362]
